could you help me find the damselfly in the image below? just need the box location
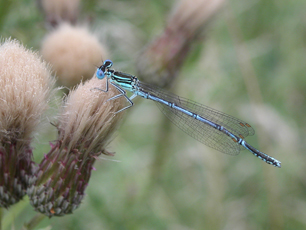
[94,60,281,168]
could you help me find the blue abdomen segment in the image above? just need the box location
[241,140,281,167]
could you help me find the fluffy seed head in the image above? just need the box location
[136,0,225,88]
[41,23,108,88]
[28,76,126,216]
[0,39,54,208]
[168,0,225,36]
[58,77,125,154]
[38,0,80,26]
[0,39,54,149]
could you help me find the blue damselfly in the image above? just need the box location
[94,60,281,168]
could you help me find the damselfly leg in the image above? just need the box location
[107,82,134,114]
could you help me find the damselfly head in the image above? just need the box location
[96,68,105,79]
[96,59,113,79]
[104,59,113,69]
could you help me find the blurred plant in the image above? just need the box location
[136,0,225,88]
[27,77,126,217]
[0,0,14,30]
[137,0,226,202]
[41,23,108,88]
[0,39,54,208]
[37,0,81,27]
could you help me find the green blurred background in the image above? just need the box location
[1,0,305,229]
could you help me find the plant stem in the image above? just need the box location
[0,207,3,230]
[22,213,46,230]
[141,112,173,202]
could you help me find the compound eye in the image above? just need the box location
[96,68,105,79]
[104,59,113,68]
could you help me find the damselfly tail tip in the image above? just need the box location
[268,158,281,168]
[274,160,281,168]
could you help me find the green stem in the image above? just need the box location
[0,207,3,230]
[22,213,46,230]
[141,114,173,201]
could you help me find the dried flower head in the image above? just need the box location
[0,39,54,208]
[136,0,225,88]
[28,76,125,217]
[37,0,81,27]
[41,23,108,88]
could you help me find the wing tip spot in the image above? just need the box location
[232,138,238,143]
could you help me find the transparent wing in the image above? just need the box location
[138,82,255,155]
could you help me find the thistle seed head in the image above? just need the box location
[28,76,126,217]
[41,23,108,88]
[37,0,81,26]
[0,39,54,208]
[136,0,225,88]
